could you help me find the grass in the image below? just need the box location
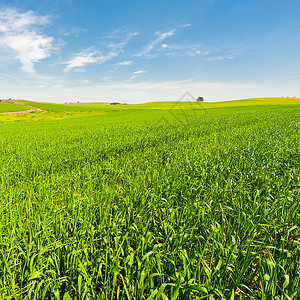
[0,98,299,299]
[18,100,126,112]
[18,97,300,112]
[0,102,30,113]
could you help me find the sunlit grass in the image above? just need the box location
[0,99,299,299]
[0,102,30,113]
[18,100,126,112]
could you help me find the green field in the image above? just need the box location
[18,101,116,112]
[0,98,299,299]
[0,102,30,113]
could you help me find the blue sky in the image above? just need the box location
[0,0,299,103]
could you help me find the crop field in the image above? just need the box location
[0,102,30,113]
[17,101,117,112]
[0,98,299,299]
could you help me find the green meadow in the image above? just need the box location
[0,102,30,113]
[0,98,299,299]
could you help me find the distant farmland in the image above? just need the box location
[0,98,299,299]
[0,101,30,113]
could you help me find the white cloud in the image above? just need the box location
[182,24,192,28]
[0,9,49,32]
[62,27,88,38]
[64,30,139,72]
[0,9,54,74]
[160,43,209,58]
[106,41,127,49]
[136,26,208,59]
[130,70,147,80]
[4,33,53,73]
[115,60,132,66]
[133,70,146,74]
[206,56,233,61]
[107,30,139,40]
[135,30,175,57]
[64,48,118,72]
[105,30,139,50]
[128,31,139,37]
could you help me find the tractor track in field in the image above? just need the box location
[0,100,47,115]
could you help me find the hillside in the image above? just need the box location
[0,97,299,118]
[0,100,31,113]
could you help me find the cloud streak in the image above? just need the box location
[206,56,233,61]
[133,70,146,74]
[0,9,54,74]
[115,60,132,66]
[104,30,139,50]
[135,30,175,57]
[65,30,140,72]
[130,70,147,80]
[160,43,209,57]
[135,26,207,59]
[64,48,118,72]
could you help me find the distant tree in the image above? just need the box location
[196,97,204,102]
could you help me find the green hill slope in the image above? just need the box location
[0,101,31,113]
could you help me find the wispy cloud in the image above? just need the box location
[181,24,192,28]
[130,70,147,80]
[135,30,175,57]
[106,30,139,40]
[64,30,139,72]
[133,70,146,74]
[62,27,88,38]
[0,9,54,74]
[127,31,139,38]
[206,56,233,61]
[135,26,207,59]
[104,30,139,50]
[115,60,132,66]
[63,28,140,72]
[64,48,118,72]
[159,43,209,58]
